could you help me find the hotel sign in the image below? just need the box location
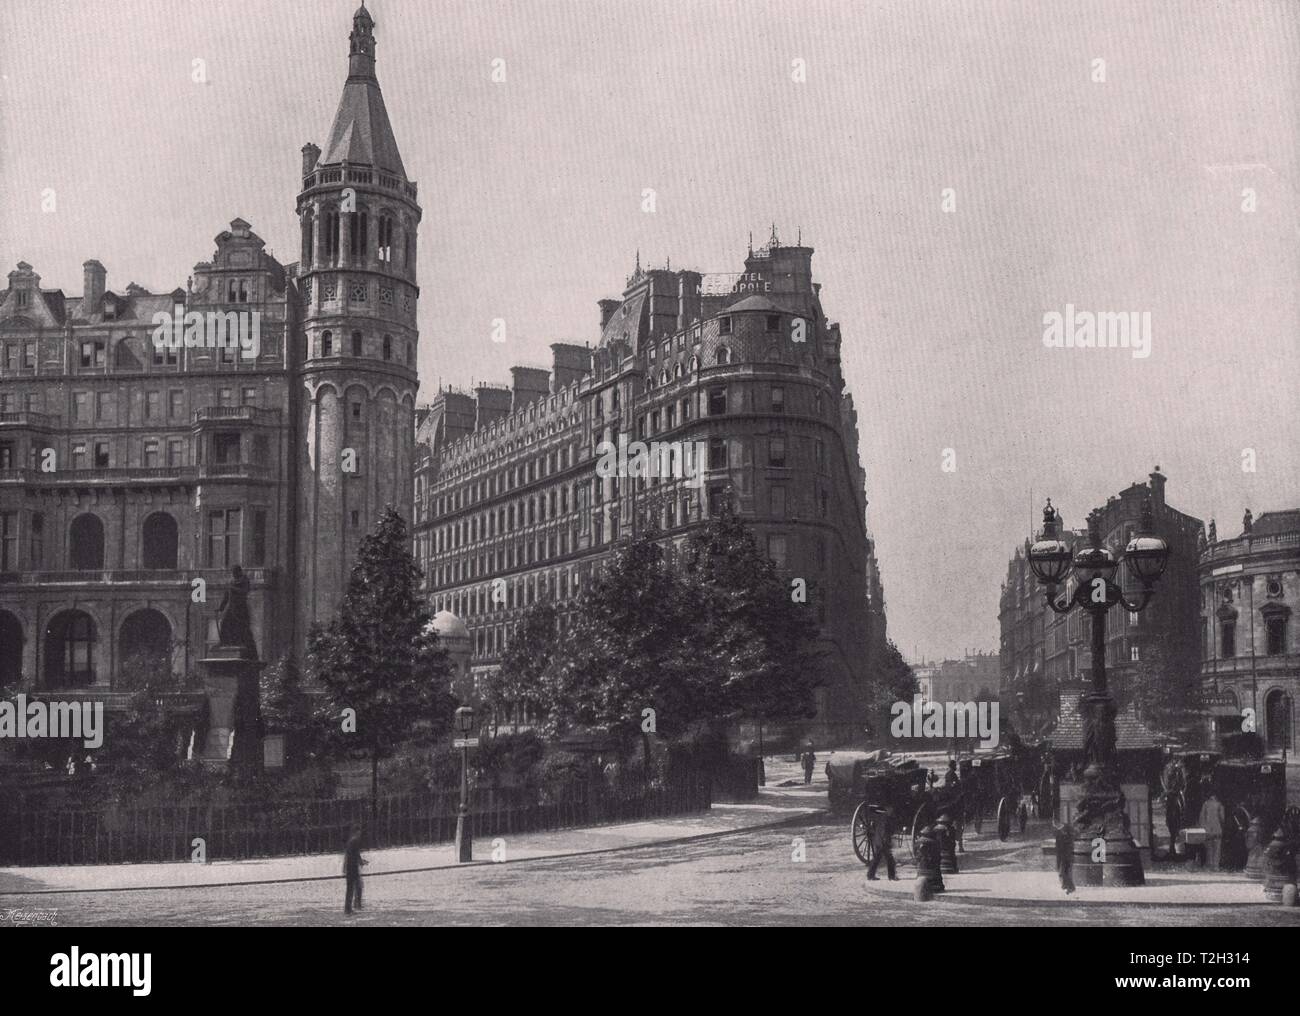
[698,271,772,296]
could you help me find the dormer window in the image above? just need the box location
[719,316,732,336]
[16,291,29,309]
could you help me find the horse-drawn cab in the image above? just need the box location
[843,755,929,867]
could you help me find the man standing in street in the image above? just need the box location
[343,826,368,915]
[1053,820,1075,895]
[801,744,816,785]
[867,805,898,881]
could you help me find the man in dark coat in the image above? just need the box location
[1053,820,1075,895]
[801,745,816,785]
[343,826,367,915]
[866,805,898,881]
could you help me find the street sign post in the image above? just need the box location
[453,737,479,749]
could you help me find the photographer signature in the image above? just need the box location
[0,908,58,926]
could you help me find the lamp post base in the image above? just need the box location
[1071,755,1145,887]
[454,808,472,863]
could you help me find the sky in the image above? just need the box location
[2,0,1297,664]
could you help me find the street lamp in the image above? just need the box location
[454,705,475,863]
[1027,496,1169,886]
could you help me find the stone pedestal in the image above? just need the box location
[197,644,263,772]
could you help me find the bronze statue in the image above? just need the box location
[216,564,258,660]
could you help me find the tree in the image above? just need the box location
[259,652,330,768]
[484,603,556,733]
[537,533,697,747]
[306,506,455,810]
[681,502,822,730]
[866,638,916,739]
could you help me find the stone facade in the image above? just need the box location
[0,7,415,754]
[1000,469,1203,733]
[413,234,881,739]
[1198,508,1299,753]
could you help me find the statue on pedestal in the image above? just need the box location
[216,565,259,660]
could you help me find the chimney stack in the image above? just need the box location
[510,366,551,411]
[301,143,321,177]
[598,299,621,330]
[82,260,106,313]
[1148,466,1166,508]
[550,343,592,391]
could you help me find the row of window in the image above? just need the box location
[1212,616,1290,658]
[303,209,412,268]
[0,507,268,573]
[313,329,411,365]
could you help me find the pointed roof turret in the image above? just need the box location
[320,2,407,177]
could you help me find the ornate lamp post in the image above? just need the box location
[1027,497,1169,886]
[454,705,475,863]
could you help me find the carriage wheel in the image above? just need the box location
[996,796,1013,841]
[851,802,874,867]
[911,800,933,861]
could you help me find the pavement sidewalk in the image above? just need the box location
[0,787,823,896]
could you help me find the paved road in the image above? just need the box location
[10,812,1298,927]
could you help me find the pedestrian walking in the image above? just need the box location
[1053,820,1075,895]
[866,806,898,881]
[1198,785,1224,870]
[343,826,368,915]
[941,759,958,787]
[801,745,816,785]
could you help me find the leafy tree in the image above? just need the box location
[306,506,455,809]
[681,502,822,729]
[537,533,697,746]
[259,652,330,768]
[865,638,916,739]
[485,603,557,733]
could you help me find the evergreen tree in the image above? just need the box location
[306,506,455,807]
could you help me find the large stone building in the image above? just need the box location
[1198,508,1299,754]
[999,469,1203,734]
[413,232,880,739]
[0,4,416,760]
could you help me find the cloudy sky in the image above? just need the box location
[2,0,1296,664]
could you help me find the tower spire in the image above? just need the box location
[348,2,377,81]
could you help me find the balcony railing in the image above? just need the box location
[1201,531,1300,563]
[0,411,54,427]
[193,406,282,424]
[0,462,274,485]
[0,567,276,586]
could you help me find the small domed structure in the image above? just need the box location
[430,610,471,698]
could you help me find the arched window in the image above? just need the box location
[301,214,313,264]
[351,330,363,356]
[321,331,333,358]
[674,362,683,379]
[377,214,394,263]
[689,355,699,372]
[716,346,731,365]
[44,609,97,687]
[69,514,104,571]
[0,611,23,687]
[119,609,173,688]
[325,210,340,260]
[142,512,178,570]
[383,334,392,361]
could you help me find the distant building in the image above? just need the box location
[1198,508,1299,753]
[999,468,1203,734]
